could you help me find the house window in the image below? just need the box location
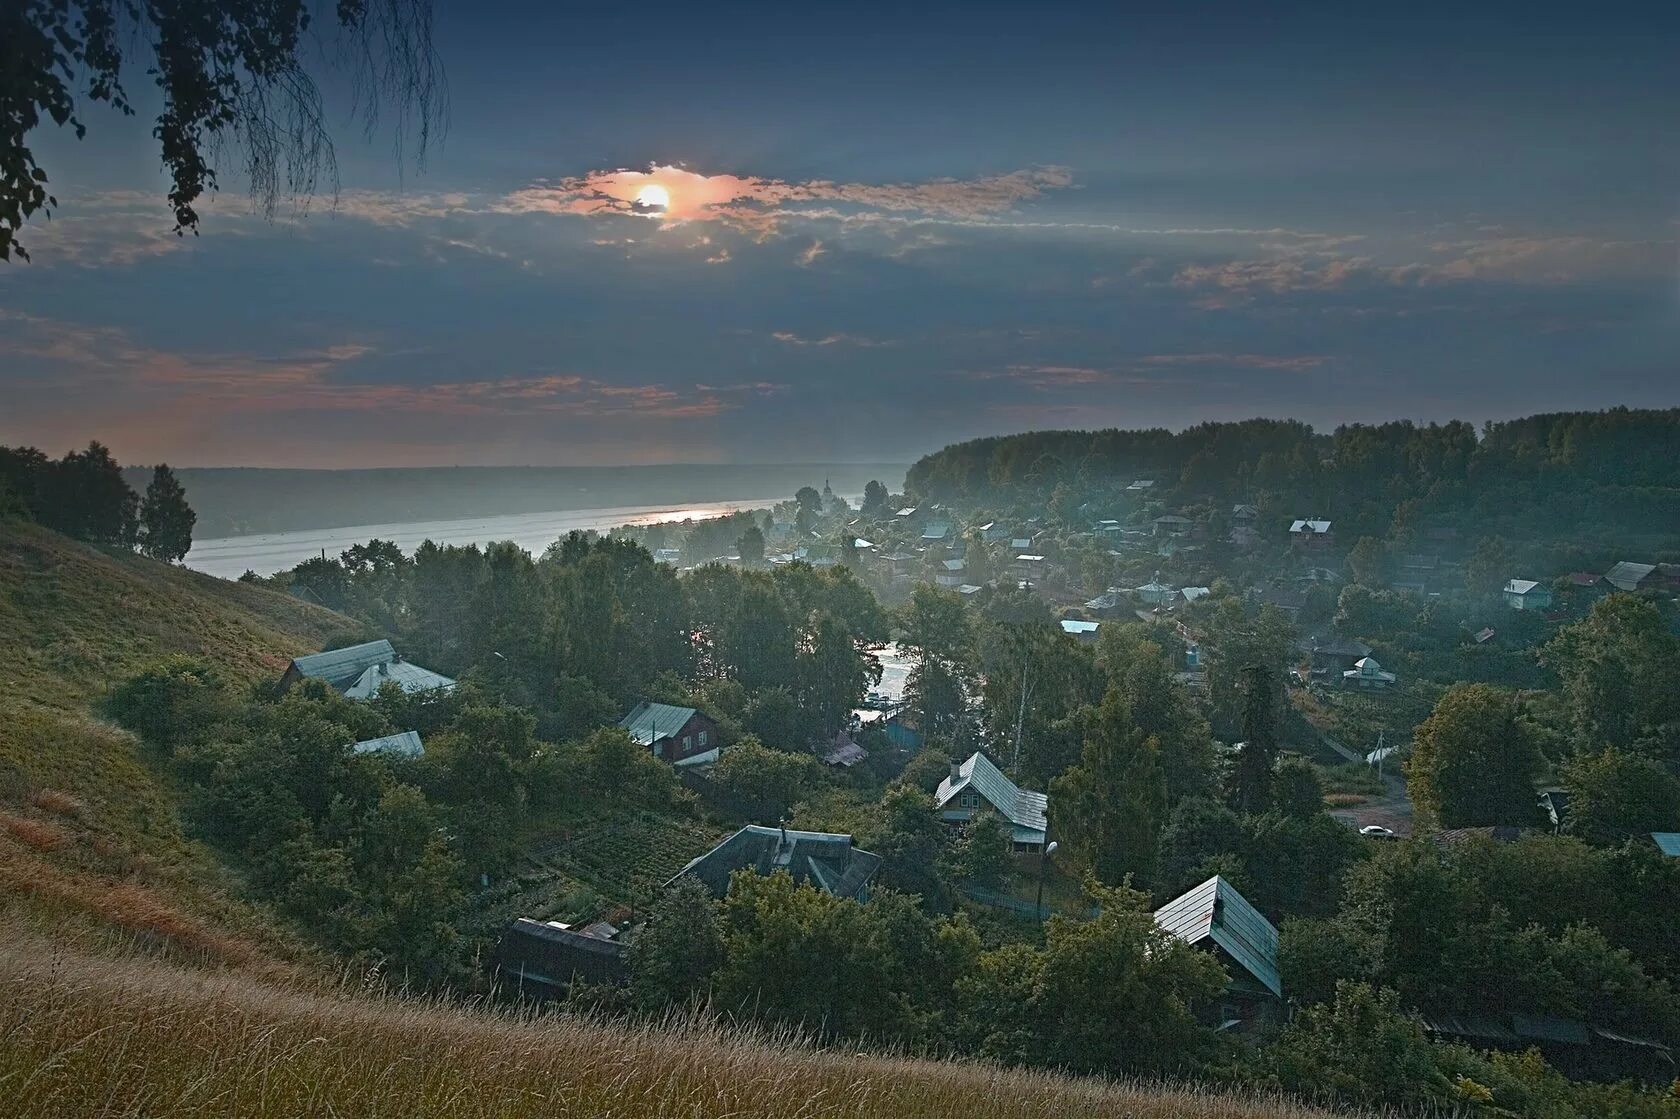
[960,791,979,810]
[698,730,708,747]
[682,735,692,752]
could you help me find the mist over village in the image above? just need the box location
[3,4,1679,1117]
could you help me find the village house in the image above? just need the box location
[1013,553,1047,583]
[978,521,1010,543]
[1288,519,1335,549]
[281,639,456,701]
[935,752,1048,850]
[936,557,967,587]
[921,521,953,543]
[1153,875,1282,1030]
[1230,503,1259,525]
[494,917,627,994]
[1229,525,1261,551]
[669,824,882,901]
[820,728,868,767]
[1605,561,1658,593]
[1503,579,1554,611]
[348,730,425,758]
[1297,635,1373,676]
[1084,590,1124,615]
[1134,578,1178,607]
[617,701,721,766]
[1152,513,1194,538]
[1342,655,1397,690]
[1060,618,1101,643]
[1126,479,1156,492]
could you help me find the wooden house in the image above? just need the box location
[618,701,720,766]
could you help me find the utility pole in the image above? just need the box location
[1011,653,1035,776]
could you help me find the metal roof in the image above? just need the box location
[1652,832,1680,857]
[349,730,424,757]
[617,701,699,746]
[288,640,397,688]
[935,752,1048,841]
[341,660,456,700]
[1290,519,1332,534]
[1605,561,1656,591]
[670,825,881,900]
[1153,875,1281,998]
[1504,579,1544,595]
[1060,619,1100,635]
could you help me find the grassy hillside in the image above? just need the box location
[0,926,1347,1119]
[0,520,349,965]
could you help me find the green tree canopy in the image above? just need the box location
[1406,684,1540,828]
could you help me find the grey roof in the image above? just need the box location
[670,825,881,900]
[1653,832,1680,857]
[1153,875,1281,998]
[349,730,424,757]
[1060,619,1100,636]
[1504,579,1545,595]
[288,640,397,688]
[921,522,952,540]
[1290,519,1332,534]
[1299,635,1373,659]
[936,752,1048,843]
[618,701,699,746]
[342,659,456,700]
[1605,561,1657,591]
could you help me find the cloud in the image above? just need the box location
[770,330,895,348]
[0,311,760,427]
[495,164,1074,239]
[797,239,826,266]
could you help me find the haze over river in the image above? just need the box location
[185,497,793,579]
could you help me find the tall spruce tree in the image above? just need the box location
[140,464,195,562]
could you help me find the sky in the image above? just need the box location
[3,1,1678,467]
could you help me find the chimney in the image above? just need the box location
[949,759,962,783]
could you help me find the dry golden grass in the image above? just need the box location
[0,930,1359,1119]
[0,521,349,962]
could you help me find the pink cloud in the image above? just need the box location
[497,164,1073,238]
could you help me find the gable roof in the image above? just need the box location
[936,752,1048,842]
[670,825,881,900]
[1060,619,1100,636]
[1605,561,1657,591]
[618,701,700,746]
[349,730,425,757]
[1153,875,1281,998]
[288,640,397,688]
[341,659,456,700]
[1289,519,1333,534]
[1504,579,1545,596]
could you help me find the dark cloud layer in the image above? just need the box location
[3,1,1677,466]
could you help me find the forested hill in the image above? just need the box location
[904,408,1680,554]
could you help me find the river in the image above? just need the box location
[184,497,793,579]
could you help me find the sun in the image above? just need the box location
[635,183,670,210]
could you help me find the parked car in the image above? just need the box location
[1360,825,1395,839]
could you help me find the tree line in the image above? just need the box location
[1,441,196,562]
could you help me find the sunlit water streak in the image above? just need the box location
[184,497,792,579]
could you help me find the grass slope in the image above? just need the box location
[0,928,1351,1119]
[0,521,349,964]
